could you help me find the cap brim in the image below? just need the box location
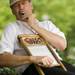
[10,0,20,6]
[10,0,31,6]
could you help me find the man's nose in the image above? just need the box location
[19,4,24,10]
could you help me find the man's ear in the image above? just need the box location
[30,2,34,13]
[30,2,33,10]
[10,6,15,14]
[11,7,15,15]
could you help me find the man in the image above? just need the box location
[0,0,75,75]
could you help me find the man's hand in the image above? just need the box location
[30,56,53,68]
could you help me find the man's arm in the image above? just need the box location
[0,52,53,67]
[26,15,67,51]
[0,52,31,67]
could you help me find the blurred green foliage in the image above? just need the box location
[0,0,75,64]
[0,67,17,75]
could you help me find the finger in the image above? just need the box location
[46,59,51,67]
[38,58,47,67]
[42,57,53,67]
[42,57,50,67]
[48,57,53,64]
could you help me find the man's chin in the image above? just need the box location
[18,17,29,22]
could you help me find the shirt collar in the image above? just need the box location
[16,20,40,34]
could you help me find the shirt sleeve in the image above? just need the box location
[0,24,17,54]
[46,21,66,39]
